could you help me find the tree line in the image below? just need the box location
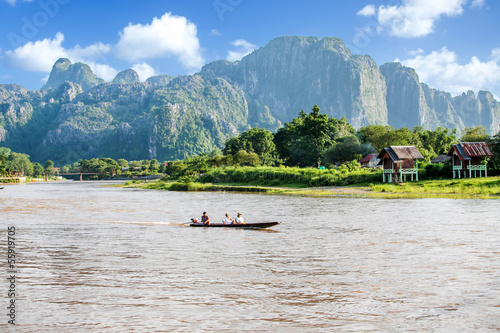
[163,105,499,181]
[0,147,164,180]
[2,105,499,179]
[0,147,56,178]
[223,105,498,168]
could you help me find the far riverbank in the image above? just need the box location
[121,176,500,199]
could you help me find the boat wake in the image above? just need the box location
[109,220,174,225]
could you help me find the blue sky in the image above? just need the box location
[0,0,499,98]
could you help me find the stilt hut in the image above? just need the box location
[447,142,492,178]
[377,146,424,183]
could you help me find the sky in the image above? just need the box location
[0,0,499,99]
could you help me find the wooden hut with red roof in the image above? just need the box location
[377,146,424,182]
[359,153,379,168]
[447,142,492,178]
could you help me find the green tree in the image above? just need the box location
[301,105,335,166]
[460,126,489,142]
[61,165,71,174]
[71,162,81,173]
[208,154,224,168]
[79,159,104,175]
[274,105,354,167]
[323,136,375,164]
[78,158,118,178]
[7,153,33,176]
[0,147,11,157]
[357,125,419,152]
[33,163,44,177]
[100,158,119,176]
[223,128,278,165]
[117,159,129,168]
[487,132,500,171]
[149,159,159,173]
[414,126,458,158]
[44,160,55,178]
[141,160,150,172]
[232,150,260,166]
[185,155,210,174]
[129,160,142,169]
[165,160,187,178]
[0,154,7,176]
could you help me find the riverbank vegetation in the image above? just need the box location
[0,147,55,180]
[123,175,500,199]
[2,105,500,198]
[122,106,499,198]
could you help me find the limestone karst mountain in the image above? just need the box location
[1,36,498,164]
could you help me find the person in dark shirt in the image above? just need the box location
[201,212,210,225]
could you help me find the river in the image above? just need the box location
[1,181,499,332]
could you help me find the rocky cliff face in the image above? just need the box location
[146,74,173,87]
[380,62,499,133]
[452,90,500,134]
[42,58,104,91]
[202,36,388,128]
[478,91,500,133]
[0,84,39,141]
[380,62,426,128]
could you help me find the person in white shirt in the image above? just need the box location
[222,213,235,225]
[235,213,245,224]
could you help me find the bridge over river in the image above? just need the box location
[59,173,98,181]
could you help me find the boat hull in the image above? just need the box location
[189,222,279,229]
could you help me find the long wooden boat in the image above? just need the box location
[189,221,279,229]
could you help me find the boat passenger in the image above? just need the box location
[201,212,210,225]
[235,212,245,224]
[222,213,235,225]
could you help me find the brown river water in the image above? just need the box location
[0,181,499,332]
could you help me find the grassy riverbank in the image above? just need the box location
[122,176,500,199]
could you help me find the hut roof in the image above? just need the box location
[377,146,424,164]
[430,155,451,163]
[359,153,378,163]
[447,142,492,160]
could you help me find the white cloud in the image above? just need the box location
[89,63,117,82]
[227,39,257,62]
[398,47,500,98]
[408,48,425,56]
[360,0,468,38]
[69,43,111,59]
[470,0,485,8]
[2,0,33,6]
[4,32,116,81]
[210,29,221,36]
[132,62,157,81]
[5,32,67,72]
[490,48,500,61]
[115,12,204,69]
[357,5,376,16]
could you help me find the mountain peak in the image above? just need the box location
[42,58,104,91]
[112,69,140,85]
[53,58,72,71]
